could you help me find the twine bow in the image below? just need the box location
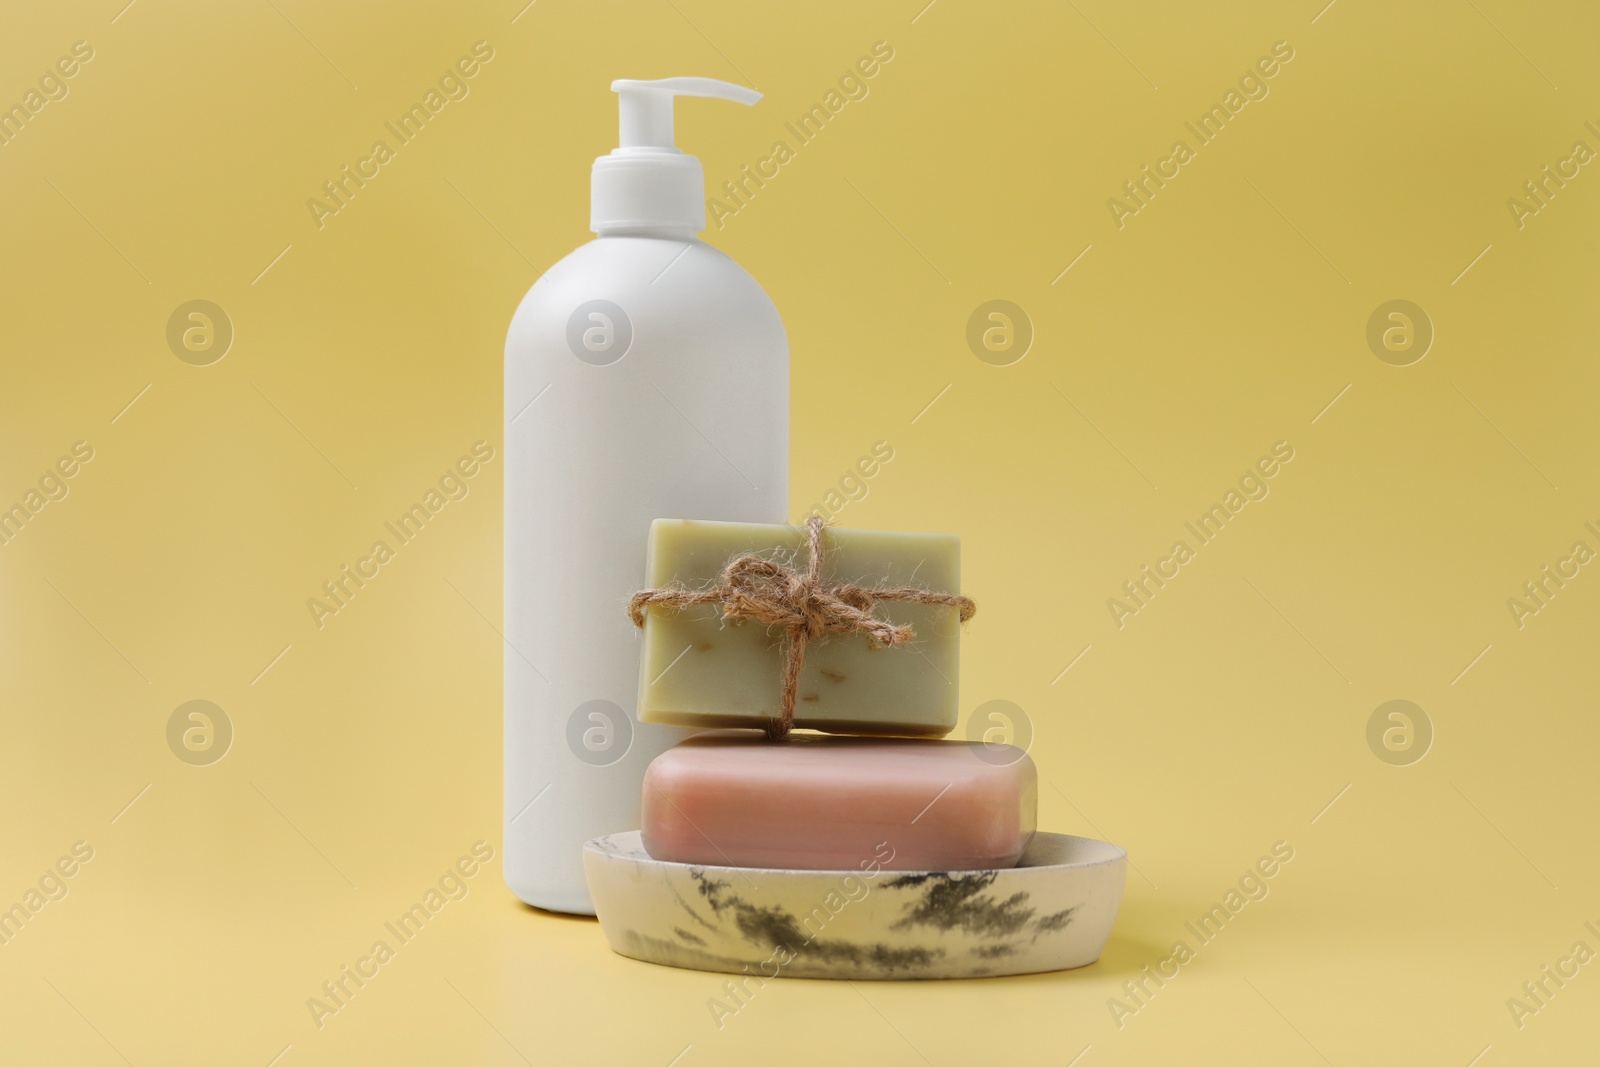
[628,516,976,739]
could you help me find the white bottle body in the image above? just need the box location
[504,234,787,913]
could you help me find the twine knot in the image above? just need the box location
[629,516,975,739]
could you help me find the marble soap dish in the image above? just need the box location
[583,831,1126,980]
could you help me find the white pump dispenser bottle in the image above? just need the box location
[504,78,788,914]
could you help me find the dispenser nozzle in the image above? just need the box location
[610,77,762,150]
[592,77,762,234]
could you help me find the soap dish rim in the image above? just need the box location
[604,828,1127,878]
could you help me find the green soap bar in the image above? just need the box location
[636,519,965,736]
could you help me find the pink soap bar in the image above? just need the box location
[641,732,1036,871]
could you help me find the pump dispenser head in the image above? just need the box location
[591,77,761,235]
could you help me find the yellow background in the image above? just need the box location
[3,0,1598,1063]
